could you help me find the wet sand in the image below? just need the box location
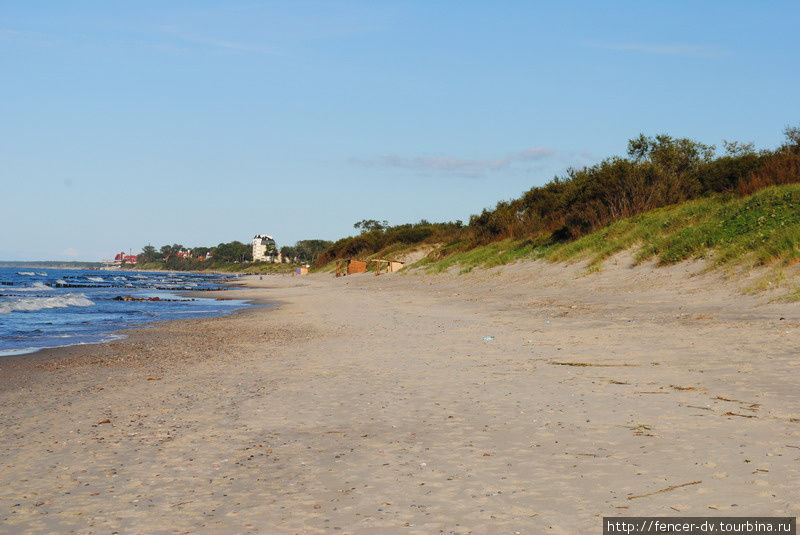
[1,257,799,533]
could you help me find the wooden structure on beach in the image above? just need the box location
[369,259,405,275]
[335,258,404,277]
[335,259,367,277]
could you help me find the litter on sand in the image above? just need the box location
[482,336,495,341]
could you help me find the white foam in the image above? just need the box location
[56,279,67,285]
[86,277,104,282]
[17,272,35,276]
[0,293,95,314]
[14,282,51,292]
[0,334,126,357]
[0,347,41,356]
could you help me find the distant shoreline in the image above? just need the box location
[0,262,103,269]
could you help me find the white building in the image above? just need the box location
[252,234,278,262]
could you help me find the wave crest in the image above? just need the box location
[0,293,95,314]
[14,282,52,292]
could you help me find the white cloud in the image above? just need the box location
[353,147,556,177]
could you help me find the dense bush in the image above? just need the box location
[315,221,462,266]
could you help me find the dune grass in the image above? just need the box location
[411,184,800,274]
[556,184,800,267]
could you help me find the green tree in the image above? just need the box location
[296,240,333,262]
[782,124,800,154]
[193,247,210,258]
[138,244,159,263]
[353,219,388,233]
[280,246,298,260]
[213,241,252,262]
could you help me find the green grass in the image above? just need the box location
[554,184,800,267]
[410,183,800,274]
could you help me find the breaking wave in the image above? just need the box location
[0,294,95,314]
[17,272,35,276]
[86,277,105,282]
[14,282,52,292]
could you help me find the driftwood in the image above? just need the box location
[627,481,702,500]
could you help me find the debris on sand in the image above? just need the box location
[550,361,638,367]
[628,424,656,437]
[627,481,702,500]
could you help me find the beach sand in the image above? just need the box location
[1,257,799,534]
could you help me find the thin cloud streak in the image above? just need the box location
[586,41,724,58]
[353,147,556,178]
[157,25,279,55]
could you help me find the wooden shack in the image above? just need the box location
[347,260,367,274]
[335,259,368,277]
[369,259,405,275]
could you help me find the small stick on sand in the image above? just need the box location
[684,405,713,411]
[550,361,638,367]
[627,481,701,500]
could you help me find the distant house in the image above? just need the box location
[176,250,192,259]
[114,252,138,265]
[252,234,278,262]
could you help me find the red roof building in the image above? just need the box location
[114,252,138,264]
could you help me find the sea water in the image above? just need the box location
[0,267,250,356]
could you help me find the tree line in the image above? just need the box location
[136,238,333,268]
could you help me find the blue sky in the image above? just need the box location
[1,1,798,261]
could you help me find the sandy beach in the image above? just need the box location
[1,258,799,534]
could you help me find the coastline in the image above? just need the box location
[2,262,799,533]
[0,268,257,360]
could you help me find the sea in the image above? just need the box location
[0,267,251,356]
